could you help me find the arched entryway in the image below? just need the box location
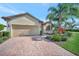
[43,22,53,34]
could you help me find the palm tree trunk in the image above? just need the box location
[58,15,62,33]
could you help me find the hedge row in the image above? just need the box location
[66,29,79,32]
[0,31,10,44]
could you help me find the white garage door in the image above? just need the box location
[12,25,40,37]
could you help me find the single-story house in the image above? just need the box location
[2,13,53,37]
[2,13,43,37]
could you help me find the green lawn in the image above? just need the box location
[61,32,79,55]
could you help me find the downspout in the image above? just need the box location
[10,24,13,38]
[58,15,62,34]
[7,21,12,38]
[40,23,43,35]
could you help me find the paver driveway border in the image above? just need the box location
[0,37,75,56]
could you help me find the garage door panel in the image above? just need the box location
[12,25,40,37]
[13,29,31,36]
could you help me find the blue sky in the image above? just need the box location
[0,3,79,27]
[0,3,58,25]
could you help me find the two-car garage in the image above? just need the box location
[12,25,40,37]
[2,13,42,37]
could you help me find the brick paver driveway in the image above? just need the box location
[0,37,75,56]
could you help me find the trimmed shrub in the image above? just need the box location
[50,34,62,41]
[3,31,10,38]
[64,31,72,37]
[0,36,8,44]
[61,35,67,41]
[48,31,72,42]
[0,37,4,43]
[67,32,72,37]
[0,31,10,44]
[2,36,8,40]
[61,31,72,41]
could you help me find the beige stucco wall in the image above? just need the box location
[8,15,41,26]
[43,23,50,32]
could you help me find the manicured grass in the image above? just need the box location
[61,32,79,55]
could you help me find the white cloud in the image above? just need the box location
[0,5,18,14]
[4,4,25,14]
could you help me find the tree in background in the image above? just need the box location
[0,24,5,36]
[0,24,4,31]
[47,3,79,34]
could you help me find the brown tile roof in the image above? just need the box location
[1,12,43,23]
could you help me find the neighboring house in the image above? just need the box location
[43,21,53,34]
[2,13,43,37]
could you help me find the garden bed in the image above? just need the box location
[46,31,79,55]
[54,32,79,56]
[0,31,10,44]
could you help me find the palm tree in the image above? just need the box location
[62,3,79,30]
[46,13,53,31]
[47,3,79,33]
[47,4,68,33]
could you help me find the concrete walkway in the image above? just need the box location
[0,37,75,56]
